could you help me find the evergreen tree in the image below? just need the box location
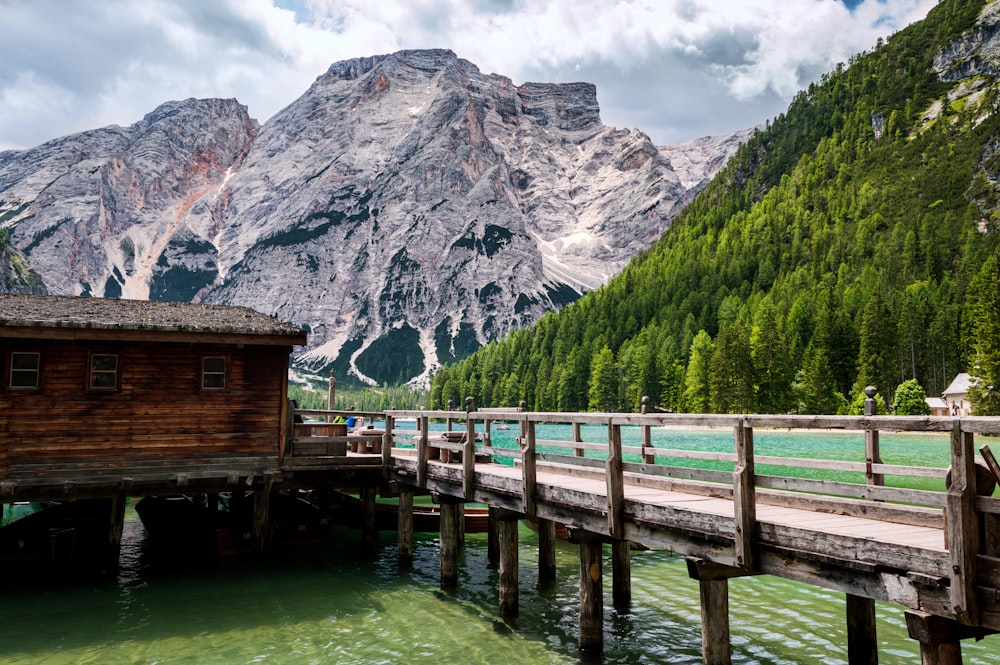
[709,322,755,413]
[682,330,715,413]
[588,346,621,411]
[967,252,1000,414]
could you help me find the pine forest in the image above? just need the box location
[430,0,1000,416]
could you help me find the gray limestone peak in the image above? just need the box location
[0,50,744,385]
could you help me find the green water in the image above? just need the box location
[2,427,998,664]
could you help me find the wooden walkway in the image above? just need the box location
[288,407,1000,663]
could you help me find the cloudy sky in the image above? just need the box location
[0,0,939,152]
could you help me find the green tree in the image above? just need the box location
[682,330,714,413]
[709,322,755,413]
[588,346,620,412]
[795,340,846,414]
[892,379,931,415]
[751,302,793,413]
[967,252,1000,414]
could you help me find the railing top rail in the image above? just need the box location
[296,408,386,419]
[384,410,1000,434]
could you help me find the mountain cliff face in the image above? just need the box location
[0,49,746,385]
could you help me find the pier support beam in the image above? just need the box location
[699,578,731,665]
[686,558,761,665]
[576,534,604,655]
[252,483,273,555]
[487,506,500,568]
[905,611,995,665]
[611,540,631,609]
[360,486,378,554]
[105,492,127,575]
[846,594,878,665]
[439,496,462,589]
[496,509,520,618]
[398,489,414,569]
[538,518,557,583]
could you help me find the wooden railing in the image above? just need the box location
[288,405,1000,624]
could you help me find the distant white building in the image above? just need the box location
[942,373,975,416]
[925,396,949,417]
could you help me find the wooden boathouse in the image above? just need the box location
[3,293,1000,663]
[0,294,309,567]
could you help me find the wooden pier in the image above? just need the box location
[282,403,1000,664]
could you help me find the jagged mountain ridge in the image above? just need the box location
[0,49,748,385]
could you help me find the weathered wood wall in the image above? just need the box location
[0,339,289,483]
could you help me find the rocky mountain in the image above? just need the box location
[0,49,748,385]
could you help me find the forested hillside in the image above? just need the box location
[430,0,1000,415]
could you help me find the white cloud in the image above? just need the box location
[0,0,940,151]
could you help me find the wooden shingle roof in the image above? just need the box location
[0,294,307,346]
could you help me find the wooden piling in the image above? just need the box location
[253,481,273,555]
[105,491,127,575]
[686,558,758,665]
[398,489,414,569]
[904,610,992,665]
[538,518,557,583]
[846,594,878,665]
[578,536,604,654]
[487,506,500,567]
[440,497,461,589]
[497,511,519,618]
[360,486,378,554]
[699,579,731,665]
[611,540,631,609]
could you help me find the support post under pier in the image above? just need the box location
[611,539,631,609]
[576,534,604,655]
[398,490,414,569]
[538,518,557,583]
[487,506,500,568]
[905,611,996,665]
[360,486,378,554]
[439,496,462,589]
[105,492,127,575]
[686,558,761,665]
[496,509,520,618]
[846,594,878,665]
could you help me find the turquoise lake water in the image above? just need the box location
[1,426,998,664]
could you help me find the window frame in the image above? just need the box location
[200,354,229,391]
[9,351,41,390]
[88,352,120,392]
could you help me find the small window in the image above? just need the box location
[202,356,227,390]
[89,353,119,390]
[10,352,40,389]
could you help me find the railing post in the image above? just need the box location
[946,419,979,625]
[641,396,655,465]
[733,416,756,570]
[417,416,429,489]
[382,413,394,469]
[464,397,476,500]
[573,421,584,457]
[520,415,536,518]
[863,386,884,489]
[606,420,625,540]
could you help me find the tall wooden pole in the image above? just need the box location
[497,510,520,618]
[699,579,732,665]
[846,593,878,665]
[538,518,557,583]
[328,370,336,411]
[105,492,127,575]
[578,536,604,655]
[439,497,461,589]
[611,539,631,609]
[360,486,378,554]
[398,489,414,569]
